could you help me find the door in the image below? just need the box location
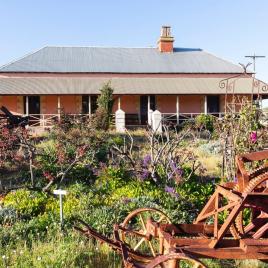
[140,95,156,125]
[207,95,219,115]
[140,96,148,125]
[28,96,40,115]
[24,96,40,125]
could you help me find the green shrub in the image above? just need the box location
[45,192,81,220]
[195,114,215,132]
[95,165,130,191]
[0,207,17,225]
[4,189,48,218]
[91,82,114,130]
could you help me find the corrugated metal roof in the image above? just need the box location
[0,77,263,95]
[0,47,245,74]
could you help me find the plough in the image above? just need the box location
[0,106,29,128]
[75,150,268,267]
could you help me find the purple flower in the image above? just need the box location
[92,168,99,176]
[165,186,174,193]
[122,198,131,204]
[139,169,150,181]
[142,155,151,167]
[170,161,183,176]
[165,185,179,199]
[250,131,257,143]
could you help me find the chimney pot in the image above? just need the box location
[158,26,174,53]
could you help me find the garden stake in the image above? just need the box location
[53,189,67,228]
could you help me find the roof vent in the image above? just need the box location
[158,26,174,53]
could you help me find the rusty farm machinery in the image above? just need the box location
[0,106,29,128]
[74,150,268,267]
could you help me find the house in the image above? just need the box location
[0,26,266,128]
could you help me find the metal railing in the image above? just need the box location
[23,111,267,129]
[25,114,91,128]
[161,112,226,124]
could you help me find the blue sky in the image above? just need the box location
[0,0,267,81]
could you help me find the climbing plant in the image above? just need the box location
[216,97,267,180]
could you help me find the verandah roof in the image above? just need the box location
[0,77,266,95]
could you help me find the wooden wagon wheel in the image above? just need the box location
[120,208,171,259]
[145,252,207,268]
[234,172,268,238]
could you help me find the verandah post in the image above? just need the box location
[147,95,151,125]
[57,96,61,120]
[88,95,91,116]
[26,96,29,116]
[204,95,208,115]
[176,95,179,124]
[118,96,121,110]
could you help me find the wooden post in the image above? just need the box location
[118,96,121,110]
[176,95,179,124]
[204,95,208,115]
[26,96,29,116]
[57,96,61,119]
[147,95,151,124]
[88,95,91,115]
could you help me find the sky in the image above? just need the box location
[0,0,268,82]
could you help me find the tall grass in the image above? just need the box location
[0,230,121,268]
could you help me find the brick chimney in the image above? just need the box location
[158,26,174,52]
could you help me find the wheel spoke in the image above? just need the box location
[139,214,147,231]
[253,222,268,239]
[157,215,165,223]
[121,208,171,258]
[148,240,156,257]
[134,237,145,251]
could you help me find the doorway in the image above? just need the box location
[207,95,220,115]
[24,96,40,125]
[140,95,156,125]
[24,96,40,115]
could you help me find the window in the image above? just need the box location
[91,96,98,113]
[82,96,89,114]
[81,95,98,114]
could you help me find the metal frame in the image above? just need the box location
[75,149,268,267]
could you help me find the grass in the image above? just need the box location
[0,231,121,268]
[1,136,268,267]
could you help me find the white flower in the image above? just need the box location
[2,255,6,259]
[37,256,41,261]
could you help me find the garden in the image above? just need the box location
[0,85,268,268]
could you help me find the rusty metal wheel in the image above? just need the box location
[120,208,171,259]
[145,252,207,268]
[235,172,268,238]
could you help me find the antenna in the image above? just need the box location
[245,53,265,73]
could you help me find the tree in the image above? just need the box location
[92,81,114,130]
